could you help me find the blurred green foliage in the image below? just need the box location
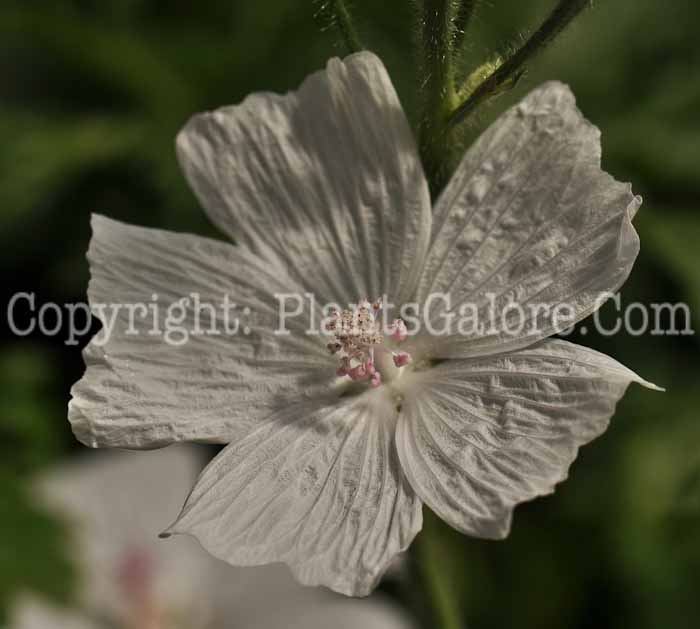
[1,0,699,627]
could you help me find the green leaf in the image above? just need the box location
[0,7,195,116]
[0,345,67,474]
[639,211,700,326]
[0,111,145,231]
[0,478,77,624]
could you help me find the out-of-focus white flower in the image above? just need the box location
[69,52,658,596]
[9,597,98,629]
[7,447,414,628]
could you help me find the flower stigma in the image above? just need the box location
[325,298,412,388]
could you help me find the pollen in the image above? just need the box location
[326,298,412,387]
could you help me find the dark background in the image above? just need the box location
[1,1,699,627]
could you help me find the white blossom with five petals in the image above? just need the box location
[69,52,659,597]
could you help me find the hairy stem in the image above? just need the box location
[418,0,461,196]
[321,0,362,54]
[450,0,592,126]
[453,0,478,50]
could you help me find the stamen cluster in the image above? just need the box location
[325,298,412,388]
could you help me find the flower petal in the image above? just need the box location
[70,214,334,449]
[164,392,423,596]
[395,339,659,539]
[285,597,415,629]
[33,446,406,625]
[414,82,640,358]
[9,595,99,629]
[34,446,221,622]
[177,51,431,306]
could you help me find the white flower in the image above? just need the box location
[7,446,414,628]
[69,52,659,597]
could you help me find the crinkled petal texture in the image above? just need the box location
[70,215,334,449]
[411,81,641,359]
[166,391,423,596]
[27,447,415,626]
[69,70,654,599]
[177,51,431,306]
[395,340,659,539]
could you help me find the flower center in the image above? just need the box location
[325,298,412,388]
[117,548,165,629]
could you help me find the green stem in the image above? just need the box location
[416,511,463,629]
[324,0,362,54]
[418,0,461,196]
[453,0,478,51]
[449,0,592,126]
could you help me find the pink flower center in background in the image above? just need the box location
[116,548,165,629]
